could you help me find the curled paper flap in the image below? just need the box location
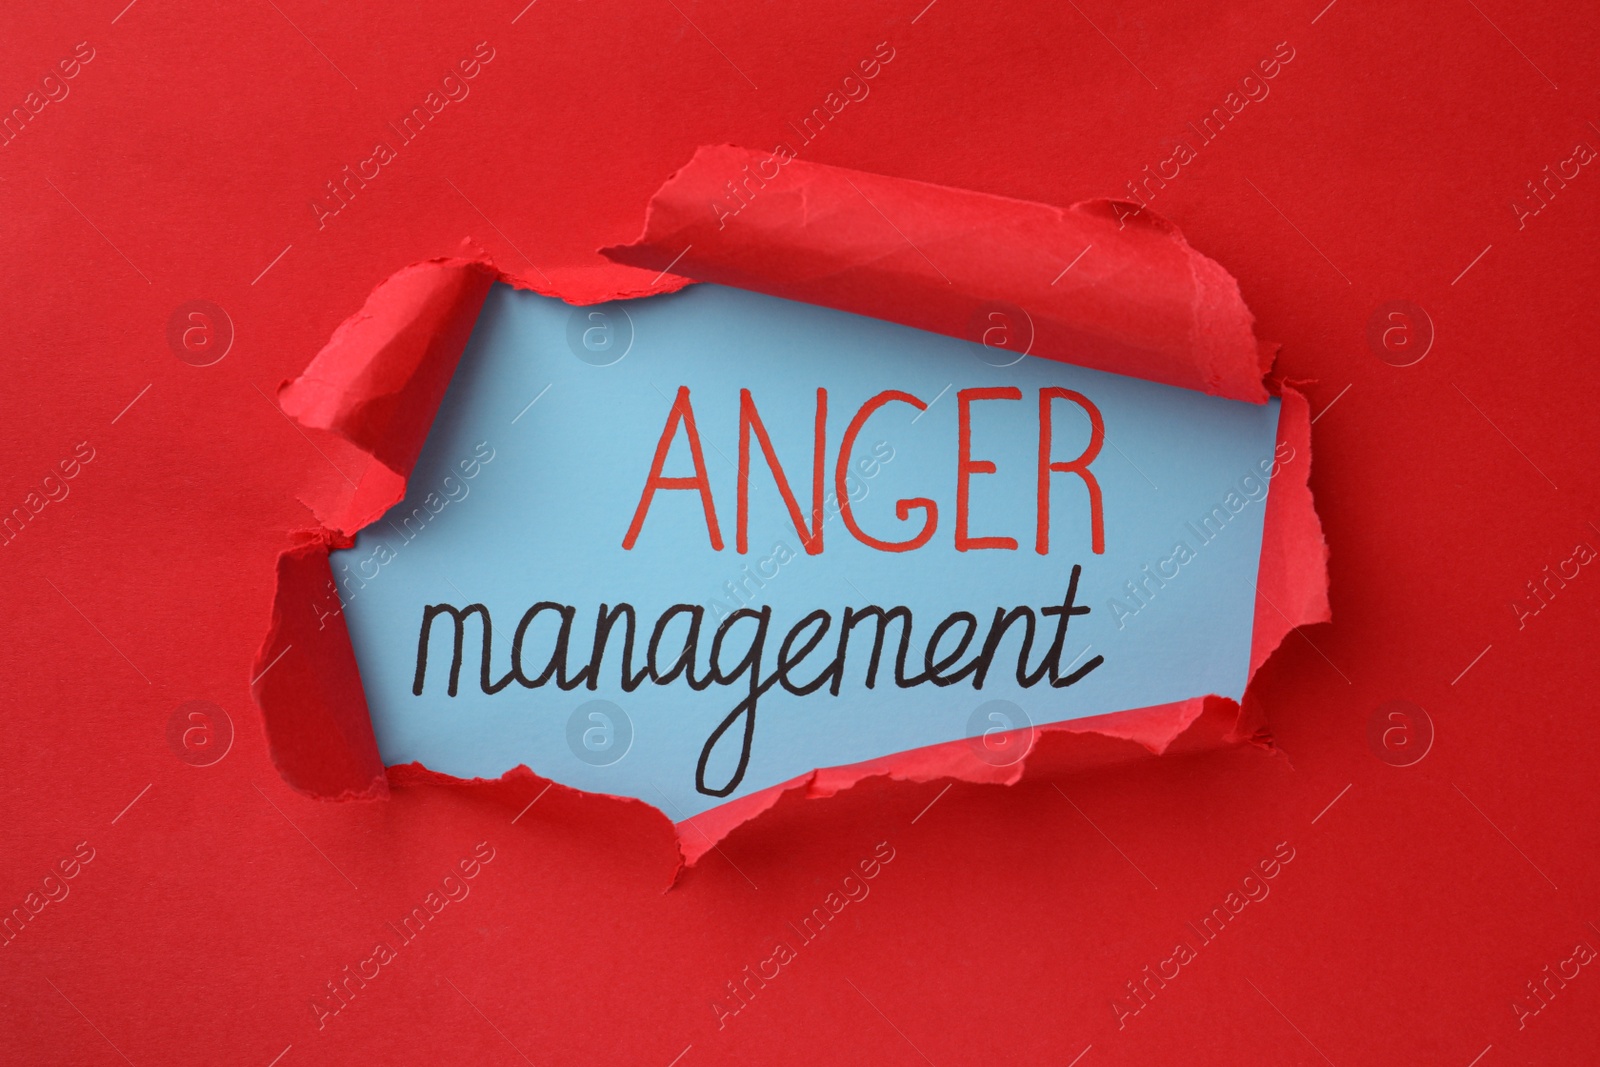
[602,144,1271,403]
[253,152,1327,866]
[279,259,498,537]
[252,532,388,801]
[673,384,1324,864]
[254,260,504,803]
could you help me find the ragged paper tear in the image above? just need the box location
[278,259,498,537]
[672,385,1322,864]
[251,148,1327,865]
[602,144,1273,403]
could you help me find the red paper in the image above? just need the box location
[11,7,1587,1062]
[603,144,1274,402]
[253,152,1326,865]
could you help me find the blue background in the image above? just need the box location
[334,284,1281,818]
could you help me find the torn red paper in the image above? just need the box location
[672,383,1324,864]
[602,144,1272,403]
[252,531,388,801]
[251,148,1327,864]
[278,258,497,537]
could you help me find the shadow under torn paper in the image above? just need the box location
[250,146,1328,866]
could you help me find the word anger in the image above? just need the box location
[625,386,1106,557]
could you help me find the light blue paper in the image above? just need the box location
[333,284,1282,819]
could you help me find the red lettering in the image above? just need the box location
[737,388,826,555]
[624,385,1104,556]
[956,387,1021,551]
[1036,387,1105,555]
[622,386,724,551]
[838,391,937,552]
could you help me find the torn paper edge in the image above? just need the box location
[601,145,1272,403]
[670,383,1324,862]
[250,152,1328,867]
